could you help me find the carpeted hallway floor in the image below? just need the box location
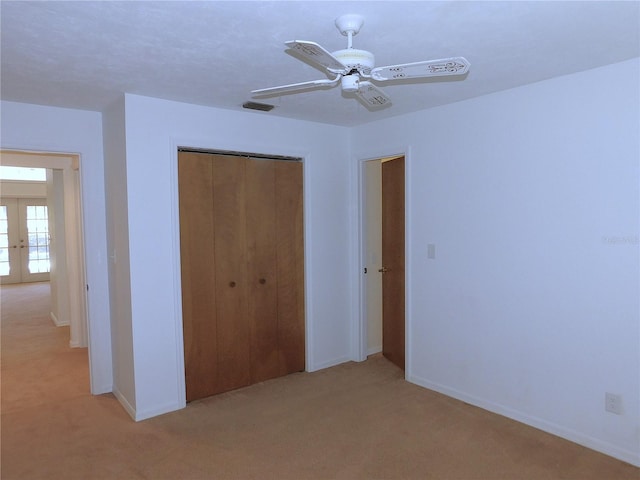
[1,282,638,479]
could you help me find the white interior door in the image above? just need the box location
[0,198,50,284]
[364,160,383,355]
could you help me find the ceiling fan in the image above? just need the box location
[251,14,470,109]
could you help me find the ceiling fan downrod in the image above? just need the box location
[332,14,375,79]
[335,14,364,49]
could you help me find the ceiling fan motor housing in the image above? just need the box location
[332,48,375,75]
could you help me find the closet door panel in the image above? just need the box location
[275,161,305,374]
[245,159,280,382]
[178,152,218,401]
[212,155,251,393]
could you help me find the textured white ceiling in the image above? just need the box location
[1,1,638,126]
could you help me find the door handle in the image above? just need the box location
[378,267,388,273]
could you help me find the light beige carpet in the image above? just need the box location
[2,282,638,479]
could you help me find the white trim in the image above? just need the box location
[63,166,87,348]
[404,148,413,380]
[301,154,314,372]
[408,373,640,468]
[112,386,136,421]
[310,355,353,372]
[50,311,69,327]
[134,400,185,422]
[1,156,84,320]
[168,143,187,410]
[0,151,73,169]
[0,146,107,394]
[367,345,382,356]
[1,154,87,346]
[353,146,412,377]
[168,137,315,406]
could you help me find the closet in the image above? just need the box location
[178,150,305,402]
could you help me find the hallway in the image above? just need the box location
[1,282,89,413]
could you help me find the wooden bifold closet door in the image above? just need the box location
[178,151,304,402]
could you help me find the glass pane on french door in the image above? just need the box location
[26,203,50,274]
[0,199,20,284]
[0,198,50,284]
[20,198,50,282]
[0,205,10,276]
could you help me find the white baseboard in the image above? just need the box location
[90,383,113,396]
[50,311,69,327]
[135,400,185,422]
[308,355,352,372]
[113,387,185,422]
[367,345,382,356]
[112,387,136,421]
[407,373,640,468]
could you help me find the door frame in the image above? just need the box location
[0,151,88,348]
[169,142,310,408]
[354,148,412,376]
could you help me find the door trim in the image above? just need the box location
[169,139,312,409]
[0,152,88,341]
[354,147,412,377]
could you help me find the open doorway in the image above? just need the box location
[0,150,87,348]
[360,155,406,370]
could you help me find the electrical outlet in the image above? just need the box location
[605,392,623,415]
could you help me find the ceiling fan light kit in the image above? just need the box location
[251,14,470,110]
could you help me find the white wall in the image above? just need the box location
[119,94,352,420]
[0,101,113,394]
[352,58,640,466]
[46,170,70,327]
[3,59,636,465]
[102,97,136,414]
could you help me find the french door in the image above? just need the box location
[0,198,50,284]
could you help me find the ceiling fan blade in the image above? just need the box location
[252,76,341,97]
[355,81,391,108]
[371,57,470,81]
[285,40,347,74]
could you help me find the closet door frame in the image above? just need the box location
[176,148,306,403]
